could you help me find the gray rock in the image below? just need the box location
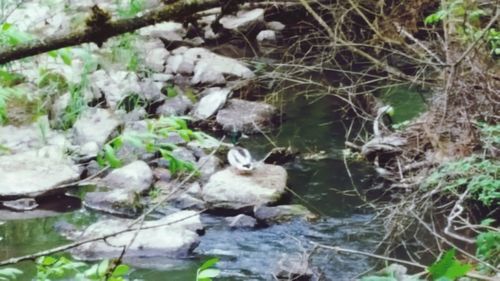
[220,8,264,30]
[145,48,169,72]
[202,164,287,210]
[216,99,277,134]
[257,30,276,42]
[153,168,172,182]
[101,161,153,193]
[266,21,285,31]
[139,22,185,41]
[70,211,203,260]
[171,147,197,163]
[90,70,141,110]
[192,87,231,120]
[197,155,222,182]
[72,108,122,147]
[225,214,257,228]
[0,148,80,197]
[2,198,39,211]
[83,190,142,217]
[156,95,193,116]
[0,118,70,154]
[254,204,316,222]
[275,255,317,281]
[139,79,164,103]
[171,193,206,210]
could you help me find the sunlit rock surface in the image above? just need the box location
[100,160,153,194]
[70,211,203,260]
[72,107,122,148]
[191,87,231,120]
[202,164,287,210]
[0,147,80,197]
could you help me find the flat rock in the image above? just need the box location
[83,190,142,217]
[202,164,287,210]
[101,161,153,194]
[0,118,70,154]
[0,148,80,197]
[254,204,316,223]
[70,211,203,260]
[197,155,222,182]
[216,99,277,134]
[192,87,231,120]
[72,108,122,147]
[184,48,254,84]
[225,214,257,228]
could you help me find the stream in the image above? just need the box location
[0,87,426,280]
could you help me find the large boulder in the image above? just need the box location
[72,108,122,148]
[0,147,80,197]
[202,164,287,209]
[100,161,153,194]
[70,210,203,260]
[216,99,277,134]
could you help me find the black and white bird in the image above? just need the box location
[226,127,255,174]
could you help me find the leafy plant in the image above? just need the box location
[475,228,500,273]
[428,249,471,281]
[424,156,499,206]
[117,0,145,18]
[424,0,499,56]
[196,258,221,281]
[0,267,22,281]
[36,256,87,280]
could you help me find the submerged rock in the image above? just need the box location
[254,204,316,223]
[216,99,277,134]
[100,161,153,194]
[202,164,287,210]
[0,148,80,197]
[1,198,39,211]
[72,108,122,148]
[192,87,231,120]
[225,214,257,228]
[83,190,142,217]
[70,210,203,260]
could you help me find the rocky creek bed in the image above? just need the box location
[0,1,387,280]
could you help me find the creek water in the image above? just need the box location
[0,87,425,280]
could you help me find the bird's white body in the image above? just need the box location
[227,146,255,174]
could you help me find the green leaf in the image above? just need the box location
[198,269,221,279]
[0,268,23,278]
[198,258,219,271]
[112,264,129,276]
[428,249,471,281]
[103,144,122,168]
[97,259,109,277]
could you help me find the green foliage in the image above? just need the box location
[424,0,499,56]
[428,249,471,281]
[0,267,22,281]
[98,116,211,176]
[35,256,130,281]
[0,84,25,124]
[424,156,499,206]
[477,122,500,151]
[109,34,140,71]
[36,256,87,280]
[117,0,145,18]
[196,258,221,281]
[47,48,73,66]
[0,23,32,46]
[38,70,69,93]
[476,229,500,272]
